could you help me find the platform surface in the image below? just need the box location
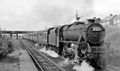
[0,39,38,71]
[19,49,38,71]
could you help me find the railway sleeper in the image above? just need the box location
[24,40,65,71]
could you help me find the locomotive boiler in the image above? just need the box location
[61,19,105,45]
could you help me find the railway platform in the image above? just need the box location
[19,49,38,71]
[14,39,38,71]
[0,39,38,71]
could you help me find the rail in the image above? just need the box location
[21,40,65,71]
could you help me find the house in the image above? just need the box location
[114,15,120,26]
[101,14,117,26]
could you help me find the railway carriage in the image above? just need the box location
[37,30,47,45]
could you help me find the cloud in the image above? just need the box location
[0,0,93,31]
[31,0,94,29]
[94,0,120,17]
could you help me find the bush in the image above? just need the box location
[0,37,14,59]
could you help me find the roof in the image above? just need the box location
[114,15,120,20]
[102,15,117,22]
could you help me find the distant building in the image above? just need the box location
[101,14,117,26]
[114,15,120,26]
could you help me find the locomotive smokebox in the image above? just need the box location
[86,23,105,45]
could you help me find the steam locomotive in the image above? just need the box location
[23,17,108,70]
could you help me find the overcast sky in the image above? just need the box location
[0,0,120,31]
[94,0,120,17]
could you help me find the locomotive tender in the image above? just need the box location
[23,17,107,69]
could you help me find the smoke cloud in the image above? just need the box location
[59,58,70,67]
[73,61,94,71]
[39,46,59,58]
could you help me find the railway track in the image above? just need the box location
[21,40,65,71]
[21,40,118,71]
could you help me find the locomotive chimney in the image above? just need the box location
[87,19,95,23]
[110,14,113,16]
[95,18,101,23]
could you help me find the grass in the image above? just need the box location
[104,26,120,69]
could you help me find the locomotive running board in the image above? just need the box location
[59,40,81,44]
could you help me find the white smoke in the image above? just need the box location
[39,47,59,58]
[59,58,70,67]
[70,18,77,23]
[73,60,94,71]
[35,43,39,47]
